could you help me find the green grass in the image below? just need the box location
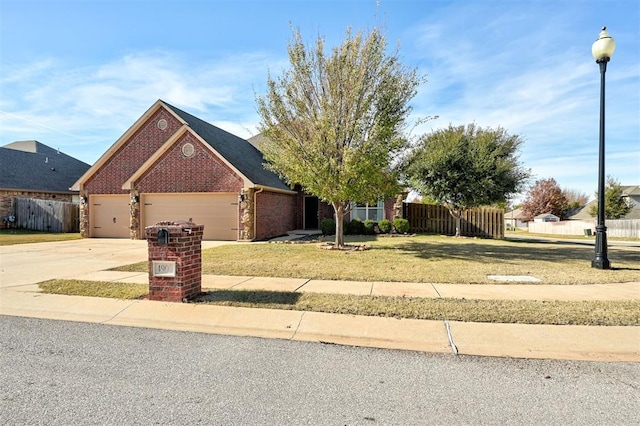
[36,280,640,326]
[112,234,640,284]
[0,229,82,245]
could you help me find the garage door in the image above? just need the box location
[90,194,131,238]
[142,193,238,240]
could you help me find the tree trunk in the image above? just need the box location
[333,203,345,248]
[447,207,462,237]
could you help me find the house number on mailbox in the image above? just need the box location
[152,261,177,277]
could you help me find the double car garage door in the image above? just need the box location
[90,193,238,240]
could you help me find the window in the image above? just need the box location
[351,200,384,221]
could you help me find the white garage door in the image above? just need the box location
[90,194,131,238]
[142,193,238,240]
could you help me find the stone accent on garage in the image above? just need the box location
[239,188,255,241]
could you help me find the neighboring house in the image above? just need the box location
[567,185,640,220]
[504,208,527,229]
[533,213,560,223]
[0,141,90,229]
[621,185,640,219]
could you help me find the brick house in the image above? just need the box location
[0,141,90,229]
[72,100,401,241]
[72,100,307,240]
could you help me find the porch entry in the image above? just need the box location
[304,196,319,229]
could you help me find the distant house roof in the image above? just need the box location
[505,208,526,220]
[622,185,640,196]
[0,141,90,193]
[534,212,559,219]
[567,185,640,220]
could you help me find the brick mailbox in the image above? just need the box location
[145,221,204,302]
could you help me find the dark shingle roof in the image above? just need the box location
[163,102,290,192]
[0,141,91,193]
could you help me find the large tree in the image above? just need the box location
[256,27,422,247]
[520,178,570,221]
[589,176,633,219]
[405,123,530,236]
[562,188,589,210]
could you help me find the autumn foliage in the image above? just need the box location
[520,178,569,221]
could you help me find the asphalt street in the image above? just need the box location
[1,316,638,425]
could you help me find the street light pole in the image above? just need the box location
[591,27,615,270]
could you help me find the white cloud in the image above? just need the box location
[0,50,282,163]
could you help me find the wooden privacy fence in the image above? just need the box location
[12,197,79,233]
[403,203,504,239]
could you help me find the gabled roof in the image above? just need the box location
[0,141,90,193]
[164,102,291,192]
[73,100,291,193]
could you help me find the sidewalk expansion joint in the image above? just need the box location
[444,320,459,355]
[430,283,442,298]
[289,311,306,340]
[99,300,140,325]
[432,284,457,355]
[293,279,312,292]
[228,277,255,289]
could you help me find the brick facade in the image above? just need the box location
[255,190,297,240]
[146,221,203,302]
[84,109,181,194]
[134,132,243,194]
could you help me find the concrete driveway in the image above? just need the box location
[0,239,229,289]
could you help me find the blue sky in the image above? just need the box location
[1,0,638,202]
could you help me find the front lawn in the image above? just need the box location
[113,234,640,285]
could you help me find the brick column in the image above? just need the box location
[145,221,203,302]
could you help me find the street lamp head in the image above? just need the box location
[592,26,616,62]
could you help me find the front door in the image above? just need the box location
[304,196,319,229]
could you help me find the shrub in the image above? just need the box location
[346,218,364,235]
[320,218,336,235]
[363,219,376,235]
[378,219,392,234]
[393,218,410,234]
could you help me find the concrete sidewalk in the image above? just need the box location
[1,239,639,362]
[2,284,638,362]
[29,270,640,301]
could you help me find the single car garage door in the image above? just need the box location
[90,194,131,238]
[142,193,238,240]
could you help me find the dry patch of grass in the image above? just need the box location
[0,230,82,246]
[197,290,639,326]
[39,280,147,299]
[108,235,640,284]
[37,280,639,326]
